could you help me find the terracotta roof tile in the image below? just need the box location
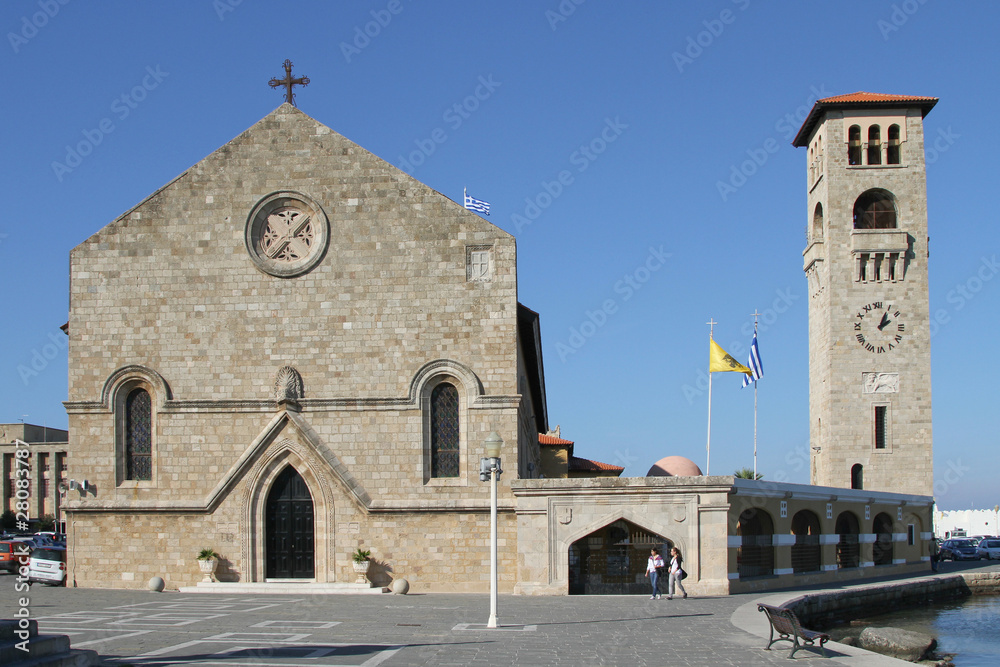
[817,91,938,104]
[793,91,938,147]
[569,456,624,473]
[539,433,574,446]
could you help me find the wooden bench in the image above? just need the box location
[757,603,831,658]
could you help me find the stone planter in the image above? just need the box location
[198,557,218,583]
[352,560,370,584]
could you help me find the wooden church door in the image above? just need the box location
[265,466,315,578]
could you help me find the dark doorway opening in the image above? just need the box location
[265,466,315,579]
[568,519,672,595]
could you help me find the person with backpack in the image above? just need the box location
[645,547,665,599]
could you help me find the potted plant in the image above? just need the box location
[197,548,219,583]
[351,548,371,584]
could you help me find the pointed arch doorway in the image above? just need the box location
[265,466,315,579]
[568,519,673,595]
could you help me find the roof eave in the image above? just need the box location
[792,97,939,148]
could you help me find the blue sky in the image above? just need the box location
[1,1,996,510]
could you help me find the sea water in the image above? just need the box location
[850,595,1000,665]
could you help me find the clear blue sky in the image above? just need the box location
[1,1,996,510]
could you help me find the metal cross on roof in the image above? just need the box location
[269,59,310,106]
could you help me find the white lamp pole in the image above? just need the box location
[481,431,503,629]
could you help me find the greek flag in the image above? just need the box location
[742,333,763,387]
[463,189,491,216]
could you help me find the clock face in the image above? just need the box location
[854,302,905,353]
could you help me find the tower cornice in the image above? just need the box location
[793,92,938,147]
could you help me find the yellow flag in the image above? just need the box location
[709,339,753,375]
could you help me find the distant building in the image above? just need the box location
[0,422,68,529]
[933,507,1000,539]
[538,427,623,479]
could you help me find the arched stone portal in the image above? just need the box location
[568,519,672,595]
[265,466,315,578]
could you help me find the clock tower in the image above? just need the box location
[794,92,937,496]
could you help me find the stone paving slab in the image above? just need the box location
[3,562,995,666]
[4,588,802,666]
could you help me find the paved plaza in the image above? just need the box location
[3,562,997,666]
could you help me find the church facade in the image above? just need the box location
[63,104,547,591]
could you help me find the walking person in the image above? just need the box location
[667,546,688,599]
[645,548,665,599]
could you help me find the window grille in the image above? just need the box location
[125,388,152,480]
[430,383,460,477]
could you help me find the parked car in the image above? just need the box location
[0,540,33,573]
[939,538,980,561]
[27,546,66,586]
[976,538,1000,560]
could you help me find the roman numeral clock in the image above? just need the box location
[794,92,936,497]
[853,302,905,354]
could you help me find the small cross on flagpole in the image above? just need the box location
[269,59,310,106]
[706,318,718,475]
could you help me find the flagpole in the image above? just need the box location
[706,318,717,476]
[751,312,759,480]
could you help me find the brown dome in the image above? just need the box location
[647,456,704,477]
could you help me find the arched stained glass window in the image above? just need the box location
[126,388,152,480]
[430,383,460,477]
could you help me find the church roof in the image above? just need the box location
[539,433,574,446]
[792,91,938,147]
[569,456,624,473]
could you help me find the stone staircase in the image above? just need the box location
[0,619,99,667]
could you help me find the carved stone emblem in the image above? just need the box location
[862,372,899,394]
[275,366,303,403]
[673,505,687,523]
[557,507,572,525]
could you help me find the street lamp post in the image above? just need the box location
[480,431,503,628]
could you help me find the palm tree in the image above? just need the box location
[734,467,763,480]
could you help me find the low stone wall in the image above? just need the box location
[962,570,1000,594]
[781,575,972,627]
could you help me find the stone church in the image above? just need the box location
[64,103,555,590]
[63,94,938,595]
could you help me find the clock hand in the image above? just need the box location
[878,312,891,331]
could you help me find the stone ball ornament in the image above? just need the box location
[148,576,165,592]
[391,578,410,594]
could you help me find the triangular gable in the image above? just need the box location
[74,103,511,250]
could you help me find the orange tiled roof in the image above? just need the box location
[817,91,938,104]
[569,456,624,473]
[792,91,938,147]
[539,433,574,446]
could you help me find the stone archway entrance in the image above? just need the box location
[265,466,315,579]
[568,519,672,595]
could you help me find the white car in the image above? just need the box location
[977,538,1000,560]
[27,546,66,586]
